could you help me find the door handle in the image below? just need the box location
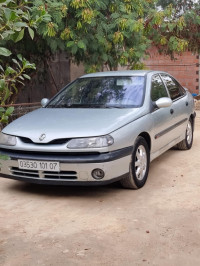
[186,102,188,106]
[170,109,174,114]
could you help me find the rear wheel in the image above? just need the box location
[120,136,150,189]
[176,118,193,150]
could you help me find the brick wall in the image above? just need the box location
[145,47,199,94]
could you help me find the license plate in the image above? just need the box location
[18,160,60,172]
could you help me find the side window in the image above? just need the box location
[151,74,168,101]
[161,74,185,101]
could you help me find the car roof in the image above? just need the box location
[80,70,152,78]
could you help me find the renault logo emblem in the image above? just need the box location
[39,134,46,141]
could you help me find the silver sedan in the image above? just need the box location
[0,70,195,189]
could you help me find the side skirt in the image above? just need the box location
[150,134,185,162]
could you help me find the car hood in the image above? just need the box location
[3,108,147,143]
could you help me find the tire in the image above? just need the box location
[120,136,150,189]
[176,118,193,150]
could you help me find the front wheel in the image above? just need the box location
[176,118,193,150]
[120,136,150,189]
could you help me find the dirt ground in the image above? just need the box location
[1,112,200,266]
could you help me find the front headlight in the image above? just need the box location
[0,132,16,146]
[67,135,114,149]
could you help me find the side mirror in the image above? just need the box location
[41,98,49,107]
[155,97,172,108]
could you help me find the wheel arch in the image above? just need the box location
[138,132,151,151]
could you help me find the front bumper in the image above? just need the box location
[0,147,132,185]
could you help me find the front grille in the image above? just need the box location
[19,137,70,145]
[10,167,39,178]
[43,171,77,180]
[10,167,77,180]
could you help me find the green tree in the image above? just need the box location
[0,0,51,124]
[157,0,197,13]
[146,1,200,56]
[30,0,155,72]
[30,0,200,72]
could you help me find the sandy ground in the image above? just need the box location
[1,112,200,266]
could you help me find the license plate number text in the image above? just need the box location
[18,160,60,172]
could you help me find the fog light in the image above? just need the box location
[92,169,105,180]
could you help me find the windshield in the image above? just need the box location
[47,76,145,108]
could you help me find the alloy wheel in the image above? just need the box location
[135,145,147,181]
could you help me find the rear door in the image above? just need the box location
[150,74,175,153]
[160,74,188,140]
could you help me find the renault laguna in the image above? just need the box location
[0,70,195,189]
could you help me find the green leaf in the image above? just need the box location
[23,74,31,80]
[0,0,7,3]
[10,11,17,21]
[0,107,5,113]
[14,22,27,28]
[5,66,16,75]
[23,62,36,69]
[3,85,10,103]
[14,29,24,42]
[111,13,120,19]
[77,40,86,50]
[66,41,75,47]
[17,54,23,61]
[5,107,14,116]
[18,75,24,80]
[2,30,15,39]
[17,80,25,86]
[28,27,34,40]
[168,23,176,31]
[71,45,78,54]
[4,8,17,21]
[12,58,21,68]
[1,115,9,123]
[4,8,11,20]
[0,47,12,57]
[0,80,5,91]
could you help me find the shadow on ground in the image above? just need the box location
[6,179,123,198]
